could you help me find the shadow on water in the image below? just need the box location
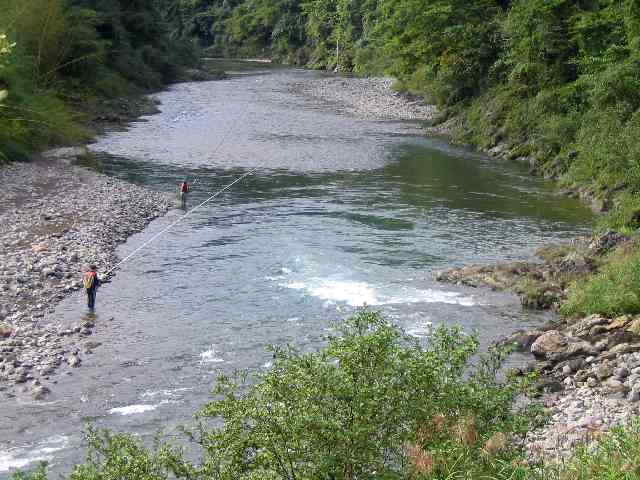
[382,144,594,224]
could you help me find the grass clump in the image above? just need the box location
[535,244,576,264]
[562,242,640,317]
[597,192,640,235]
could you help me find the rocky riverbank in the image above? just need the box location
[291,76,438,121]
[0,149,170,401]
[437,231,640,459]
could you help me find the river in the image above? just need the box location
[0,62,593,477]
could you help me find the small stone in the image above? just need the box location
[596,364,613,380]
[562,365,572,375]
[595,340,608,352]
[614,367,630,379]
[605,378,626,393]
[67,355,81,368]
[587,377,598,388]
[607,316,633,331]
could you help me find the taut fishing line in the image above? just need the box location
[105,168,257,276]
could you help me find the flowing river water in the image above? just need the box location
[0,62,594,476]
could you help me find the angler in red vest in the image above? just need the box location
[178,179,189,209]
[82,265,101,310]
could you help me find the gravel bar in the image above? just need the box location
[0,149,169,401]
[291,76,438,121]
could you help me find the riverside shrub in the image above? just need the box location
[197,311,536,479]
[16,312,538,479]
[562,244,640,317]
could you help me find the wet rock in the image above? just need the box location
[32,385,50,400]
[500,330,543,352]
[67,354,81,368]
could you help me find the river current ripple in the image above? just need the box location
[0,64,593,476]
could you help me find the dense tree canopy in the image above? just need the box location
[0,0,199,160]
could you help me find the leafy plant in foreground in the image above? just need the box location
[197,311,535,480]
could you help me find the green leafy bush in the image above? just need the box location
[597,193,640,234]
[67,428,192,480]
[16,312,640,480]
[198,311,536,479]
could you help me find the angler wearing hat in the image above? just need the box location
[83,265,101,310]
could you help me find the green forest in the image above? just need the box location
[0,0,199,161]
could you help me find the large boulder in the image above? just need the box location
[531,331,567,359]
[530,330,596,361]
